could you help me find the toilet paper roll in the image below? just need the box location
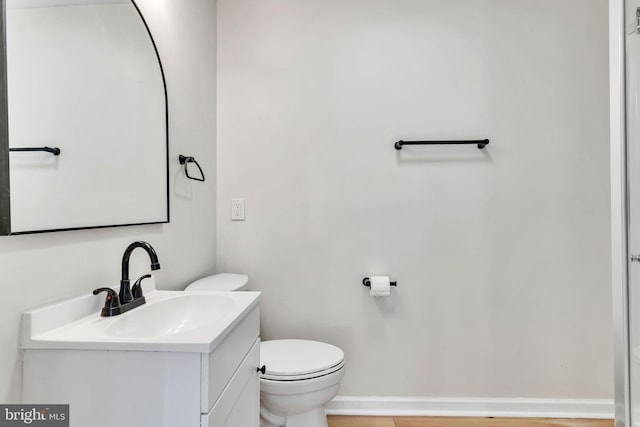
[369,276,391,297]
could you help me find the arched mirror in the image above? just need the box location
[0,0,168,234]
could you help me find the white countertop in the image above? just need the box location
[22,278,260,353]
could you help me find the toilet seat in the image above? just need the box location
[260,339,344,381]
[261,360,345,381]
[259,362,345,396]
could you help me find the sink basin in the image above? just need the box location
[105,294,236,338]
[22,278,261,353]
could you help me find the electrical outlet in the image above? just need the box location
[231,198,245,221]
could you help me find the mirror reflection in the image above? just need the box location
[5,0,168,234]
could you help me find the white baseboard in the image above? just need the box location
[326,396,614,419]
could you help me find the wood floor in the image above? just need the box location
[327,416,614,427]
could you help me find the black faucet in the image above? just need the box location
[120,241,161,304]
[93,241,161,317]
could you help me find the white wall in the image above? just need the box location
[0,0,217,402]
[217,0,612,400]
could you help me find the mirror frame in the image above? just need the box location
[0,0,170,235]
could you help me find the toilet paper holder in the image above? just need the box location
[362,277,397,287]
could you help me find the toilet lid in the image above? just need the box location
[185,273,248,291]
[260,339,344,378]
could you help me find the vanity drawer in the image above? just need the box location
[201,338,260,427]
[201,305,259,412]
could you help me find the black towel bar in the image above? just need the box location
[10,146,61,155]
[394,139,489,150]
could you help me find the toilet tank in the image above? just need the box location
[185,273,249,291]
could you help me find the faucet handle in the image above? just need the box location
[131,274,152,299]
[93,288,121,316]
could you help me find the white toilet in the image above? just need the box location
[185,274,345,427]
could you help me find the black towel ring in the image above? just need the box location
[179,155,205,182]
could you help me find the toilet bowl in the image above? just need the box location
[184,274,345,427]
[259,339,344,427]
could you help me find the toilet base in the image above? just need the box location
[260,407,327,427]
[285,407,328,427]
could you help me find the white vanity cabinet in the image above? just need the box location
[22,290,261,427]
[201,307,261,426]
